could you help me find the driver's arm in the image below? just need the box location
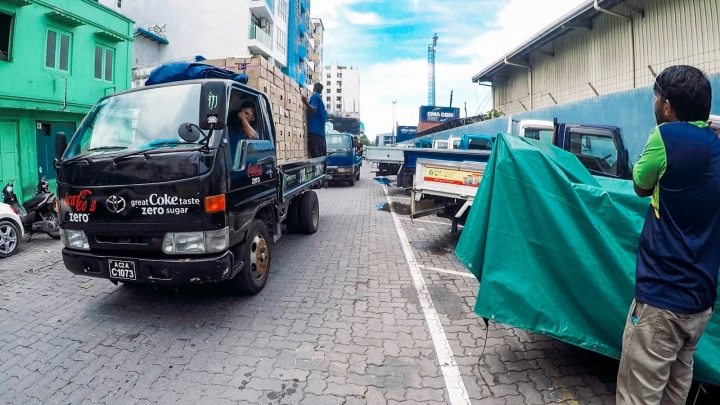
[633,126,666,198]
[241,119,258,140]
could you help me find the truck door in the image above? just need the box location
[564,126,630,180]
[226,88,277,235]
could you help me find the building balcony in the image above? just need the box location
[250,0,274,20]
[312,71,321,81]
[299,0,309,12]
[249,25,273,57]
[313,33,321,43]
[310,52,320,63]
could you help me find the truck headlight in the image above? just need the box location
[204,227,229,253]
[61,229,90,250]
[162,227,229,255]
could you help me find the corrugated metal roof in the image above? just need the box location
[472,0,627,83]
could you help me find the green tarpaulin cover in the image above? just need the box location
[456,133,720,385]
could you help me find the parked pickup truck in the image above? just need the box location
[364,146,405,176]
[409,119,632,231]
[326,133,362,186]
[55,78,325,295]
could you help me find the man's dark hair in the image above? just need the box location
[654,65,712,122]
[239,100,255,111]
[313,82,323,94]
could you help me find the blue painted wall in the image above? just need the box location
[423,73,720,164]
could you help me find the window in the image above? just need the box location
[569,130,619,176]
[117,0,122,7]
[337,72,342,78]
[45,28,71,71]
[467,138,493,151]
[275,28,286,55]
[337,81,342,86]
[0,12,12,62]
[94,44,114,81]
[336,88,341,93]
[336,104,341,110]
[326,97,331,103]
[336,96,341,102]
[278,0,288,22]
[326,81,330,86]
[524,128,553,143]
[326,73,331,78]
[326,89,330,94]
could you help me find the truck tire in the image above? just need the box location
[285,199,301,234]
[298,191,319,234]
[230,219,271,295]
[348,176,355,186]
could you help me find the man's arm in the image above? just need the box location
[633,127,667,198]
[241,119,258,140]
[302,95,318,114]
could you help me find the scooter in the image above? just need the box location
[2,178,60,241]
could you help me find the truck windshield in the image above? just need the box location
[63,84,203,160]
[326,135,351,152]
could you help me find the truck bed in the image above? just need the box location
[411,159,487,221]
[364,147,405,164]
[397,148,492,188]
[279,157,326,202]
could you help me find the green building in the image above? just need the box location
[0,0,133,199]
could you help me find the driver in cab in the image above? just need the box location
[227,101,259,156]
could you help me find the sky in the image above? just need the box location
[311,0,589,138]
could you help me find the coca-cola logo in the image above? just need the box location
[248,164,263,177]
[64,190,97,213]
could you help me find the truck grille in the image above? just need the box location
[94,235,151,245]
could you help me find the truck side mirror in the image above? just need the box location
[352,138,359,148]
[55,132,67,162]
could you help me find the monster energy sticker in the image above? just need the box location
[208,91,218,110]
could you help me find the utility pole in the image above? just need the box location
[428,33,438,106]
[392,101,397,145]
[449,90,453,108]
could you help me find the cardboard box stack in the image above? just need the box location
[205,56,311,165]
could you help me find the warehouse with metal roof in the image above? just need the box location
[428,0,720,161]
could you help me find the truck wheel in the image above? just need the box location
[348,176,355,186]
[298,191,319,234]
[285,199,301,234]
[230,219,271,295]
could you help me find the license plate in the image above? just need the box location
[108,260,137,280]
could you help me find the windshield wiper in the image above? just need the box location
[148,141,194,148]
[328,149,351,155]
[86,146,128,152]
[112,143,203,164]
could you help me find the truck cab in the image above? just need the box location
[55,79,325,294]
[326,133,362,186]
[552,119,631,180]
[459,134,494,151]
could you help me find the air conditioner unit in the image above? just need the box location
[259,18,268,28]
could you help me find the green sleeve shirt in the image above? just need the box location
[634,126,667,217]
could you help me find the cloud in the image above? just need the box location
[345,10,384,26]
[310,0,588,137]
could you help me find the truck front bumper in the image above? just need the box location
[62,248,236,285]
[326,166,355,181]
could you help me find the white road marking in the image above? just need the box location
[418,265,476,279]
[382,187,471,405]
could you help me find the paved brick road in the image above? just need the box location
[0,165,713,404]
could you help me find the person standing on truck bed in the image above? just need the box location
[302,83,328,158]
[616,65,720,405]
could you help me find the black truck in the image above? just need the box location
[54,79,325,294]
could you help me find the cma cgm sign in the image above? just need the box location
[419,106,460,123]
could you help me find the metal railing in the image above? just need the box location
[249,25,273,50]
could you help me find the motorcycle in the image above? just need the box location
[2,178,60,241]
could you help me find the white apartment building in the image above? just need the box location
[306,18,324,91]
[324,62,360,119]
[97,0,290,85]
